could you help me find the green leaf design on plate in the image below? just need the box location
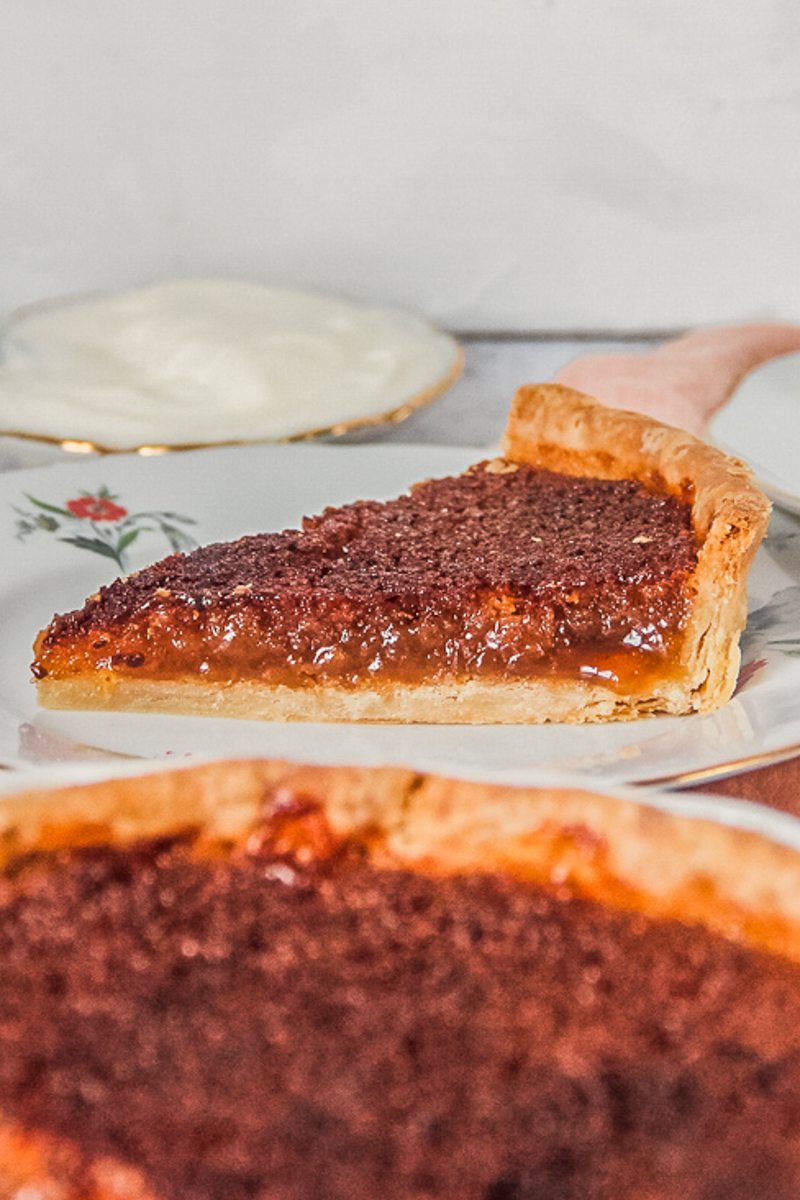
[59,535,122,562]
[117,528,141,554]
[159,522,196,552]
[25,494,73,519]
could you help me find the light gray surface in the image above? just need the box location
[381,339,651,447]
[0,338,652,470]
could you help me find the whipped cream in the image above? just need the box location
[0,281,461,448]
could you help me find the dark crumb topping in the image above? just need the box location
[49,464,697,625]
[1,838,799,1200]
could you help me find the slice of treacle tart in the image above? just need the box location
[32,384,770,723]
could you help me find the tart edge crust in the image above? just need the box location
[504,384,772,715]
[34,383,772,722]
[2,759,799,954]
[1,756,800,1197]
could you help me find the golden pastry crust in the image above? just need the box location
[35,384,771,723]
[35,672,709,724]
[2,759,799,957]
[1,757,800,1198]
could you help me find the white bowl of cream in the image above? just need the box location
[0,280,462,450]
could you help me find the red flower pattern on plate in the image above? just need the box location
[13,485,196,573]
[66,495,128,522]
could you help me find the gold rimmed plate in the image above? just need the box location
[0,282,463,453]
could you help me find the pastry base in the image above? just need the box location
[37,669,710,724]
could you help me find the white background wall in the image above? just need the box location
[2,0,799,332]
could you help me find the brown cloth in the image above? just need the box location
[688,758,800,818]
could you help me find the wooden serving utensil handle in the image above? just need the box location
[555,322,800,436]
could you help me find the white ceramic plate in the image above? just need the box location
[710,351,800,515]
[2,443,800,786]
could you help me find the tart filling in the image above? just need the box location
[33,462,698,693]
[1,810,800,1200]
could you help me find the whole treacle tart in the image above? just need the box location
[0,760,799,1199]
